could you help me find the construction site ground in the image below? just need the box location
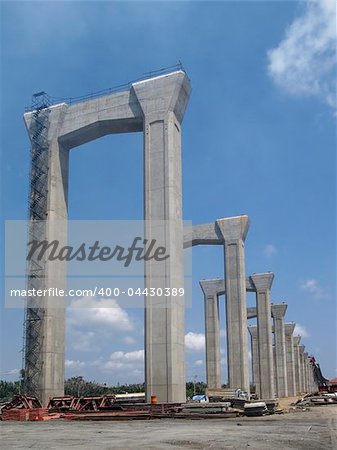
[1,404,336,450]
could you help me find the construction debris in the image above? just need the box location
[293,392,337,407]
[0,394,60,421]
[244,402,268,416]
[1,394,42,411]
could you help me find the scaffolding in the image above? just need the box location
[22,92,50,397]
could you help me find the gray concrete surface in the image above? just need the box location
[1,406,336,449]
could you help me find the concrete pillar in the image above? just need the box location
[216,216,250,394]
[200,280,222,389]
[133,73,191,403]
[272,345,277,395]
[303,352,309,393]
[293,336,302,394]
[299,345,306,393]
[284,323,297,397]
[309,359,316,392]
[24,105,69,406]
[251,273,275,399]
[248,325,260,398]
[272,304,288,398]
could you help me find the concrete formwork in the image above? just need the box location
[24,71,191,405]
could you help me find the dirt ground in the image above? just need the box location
[1,405,336,450]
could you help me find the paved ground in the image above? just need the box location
[1,405,336,449]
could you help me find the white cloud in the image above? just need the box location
[294,323,310,338]
[300,278,325,299]
[101,350,144,372]
[110,350,144,362]
[67,297,133,331]
[263,244,278,257]
[267,0,336,108]
[65,359,86,369]
[194,359,203,366]
[68,330,97,352]
[0,368,20,376]
[185,332,205,351]
[220,329,226,338]
[123,336,137,345]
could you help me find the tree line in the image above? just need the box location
[0,377,207,402]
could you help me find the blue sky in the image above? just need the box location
[1,1,336,385]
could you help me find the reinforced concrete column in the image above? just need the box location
[303,352,309,393]
[299,345,306,393]
[284,323,296,397]
[248,325,260,398]
[200,280,221,389]
[293,336,302,394]
[216,216,250,394]
[133,72,191,403]
[251,273,275,399]
[24,105,69,406]
[272,304,288,398]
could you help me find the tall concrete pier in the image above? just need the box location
[251,273,275,399]
[200,279,222,389]
[216,216,250,393]
[24,71,191,404]
[299,345,306,393]
[284,323,297,396]
[303,351,309,392]
[272,304,288,398]
[248,325,260,397]
[293,336,302,394]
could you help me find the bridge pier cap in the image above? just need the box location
[24,70,192,150]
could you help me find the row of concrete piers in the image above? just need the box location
[200,272,317,400]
